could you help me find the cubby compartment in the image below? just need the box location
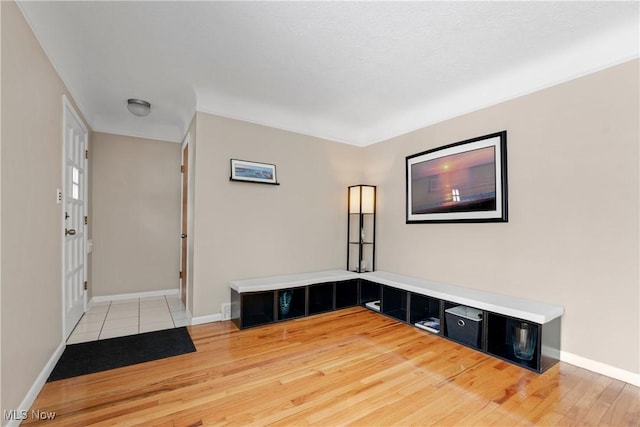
[240,291,275,328]
[382,286,408,322]
[443,302,484,350]
[308,282,334,315]
[359,280,381,311]
[486,313,539,371]
[335,279,359,309]
[277,287,306,320]
[485,312,562,373]
[410,293,441,334]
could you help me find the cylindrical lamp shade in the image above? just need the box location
[349,186,360,213]
[349,185,376,214]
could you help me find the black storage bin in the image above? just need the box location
[445,305,483,349]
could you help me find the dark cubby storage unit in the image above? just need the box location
[410,293,441,334]
[486,313,561,373]
[382,286,408,322]
[232,276,561,373]
[277,287,306,320]
[335,279,359,309]
[232,279,360,329]
[232,290,275,329]
[308,282,334,315]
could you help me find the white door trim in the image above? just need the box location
[61,95,88,339]
[180,132,190,307]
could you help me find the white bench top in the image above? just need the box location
[229,270,360,293]
[229,269,564,324]
[362,271,564,324]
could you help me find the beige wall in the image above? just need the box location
[0,1,91,418]
[190,113,361,317]
[91,132,181,297]
[363,59,640,374]
[188,61,639,375]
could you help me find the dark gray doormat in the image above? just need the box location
[47,327,196,382]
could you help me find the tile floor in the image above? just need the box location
[67,295,189,344]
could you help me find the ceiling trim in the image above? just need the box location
[201,20,639,147]
[16,1,639,147]
[360,22,639,147]
[90,126,183,144]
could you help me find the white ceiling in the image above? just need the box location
[17,1,639,146]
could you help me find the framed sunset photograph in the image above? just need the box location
[406,131,508,223]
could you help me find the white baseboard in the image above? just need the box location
[6,341,66,427]
[91,288,179,303]
[560,351,640,387]
[191,313,221,326]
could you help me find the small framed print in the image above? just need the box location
[230,159,279,185]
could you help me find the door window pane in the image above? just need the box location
[71,167,80,200]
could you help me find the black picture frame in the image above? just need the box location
[406,131,508,223]
[230,159,279,185]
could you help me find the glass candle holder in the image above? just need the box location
[511,321,537,361]
[279,291,292,316]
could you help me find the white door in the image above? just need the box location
[63,96,88,339]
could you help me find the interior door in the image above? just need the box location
[63,97,88,339]
[181,144,189,306]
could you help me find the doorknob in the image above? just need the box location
[65,228,76,236]
[181,234,187,239]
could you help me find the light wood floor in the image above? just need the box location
[26,307,639,426]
